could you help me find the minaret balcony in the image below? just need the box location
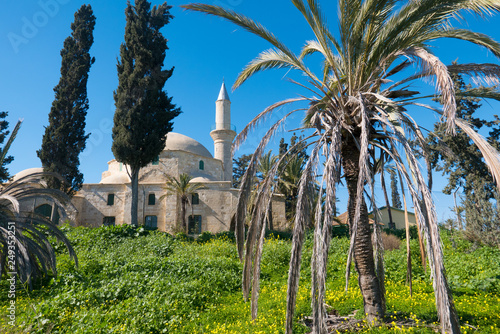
[210,123,237,132]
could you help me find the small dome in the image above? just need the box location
[100,172,131,184]
[190,172,217,183]
[191,176,214,183]
[164,132,213,159]
[12,168,44,182]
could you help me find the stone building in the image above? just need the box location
[336,206,417,230]
[14,82,286,234]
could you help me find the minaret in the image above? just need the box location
[210,81,236,183]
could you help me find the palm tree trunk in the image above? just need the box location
[342,138,385,322]
[130,167,139,227]
[181,197,187,233]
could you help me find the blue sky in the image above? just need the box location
[2,0,500,221]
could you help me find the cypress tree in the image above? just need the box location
[390,169,402,209]
[37,5,96,196]
[0,111,14,182]
[112,0,180,226]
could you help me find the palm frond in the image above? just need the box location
[285,143,320,334]
[233,98,305,151]
[396,47,457,133]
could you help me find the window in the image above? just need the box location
[103,216,116,226]
[145,215,158,228]
[188,215,202,234]
[34,204,60,224]
[34,204,52,219]
[148,193,156,205]
[107,193,115,206]
[119,163,123,171]
[152,155,160,165]
[199,160,204,170]
[191,193,199,205]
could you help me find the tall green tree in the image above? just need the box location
[390,168,402,209]
[428,71,500,199]
[112,0,180,227]
[462,180,500,247]
[185,1,500,333]
[0,112,14,182]
[37,5,95,196]
[428,71,500,244]
[233,153,253,188]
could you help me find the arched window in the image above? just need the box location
[199,160,204,170]
[34,204,59,224]
[34,204,52,219]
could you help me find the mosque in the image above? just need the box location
[14,82,286,234]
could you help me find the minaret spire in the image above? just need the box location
[211,81,236,183]
[217,80,230,101]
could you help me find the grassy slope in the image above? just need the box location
[1,225,499,333]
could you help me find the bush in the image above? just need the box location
[265,229,293,240]
[331,224,349,238]
[196,231,214,243]
[382,232,401,251]
[383,226,419,240]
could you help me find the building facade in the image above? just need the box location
[15,83,286,234]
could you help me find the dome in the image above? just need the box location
[12,168,44,182]
[164,132,213,159]
[191,176,216,183]
[100,172,131,184]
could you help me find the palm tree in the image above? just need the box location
[279,154,306,221]
[162,173,205,233]
[257,151,278,230]
[184,1,500,333]
[0,120,77,288]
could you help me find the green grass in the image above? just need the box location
[1,225,499,333]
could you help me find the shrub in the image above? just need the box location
[382,232,401,251]
[197,231,214,243]
[331,224,350,238]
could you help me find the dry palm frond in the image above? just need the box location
[233,98,305,152]
[448,62,500,85]
[311,126,342,333]
[286,143,320,334]
[374,108,460,333]
[456,118,500,191]
[399,171,412,295]
[397,128,460,334]
[235,109,299,261]
[396,47,456,134]
[245,140,309,318]
[0,170,77,288]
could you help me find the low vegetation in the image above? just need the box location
[1,225,499,333]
